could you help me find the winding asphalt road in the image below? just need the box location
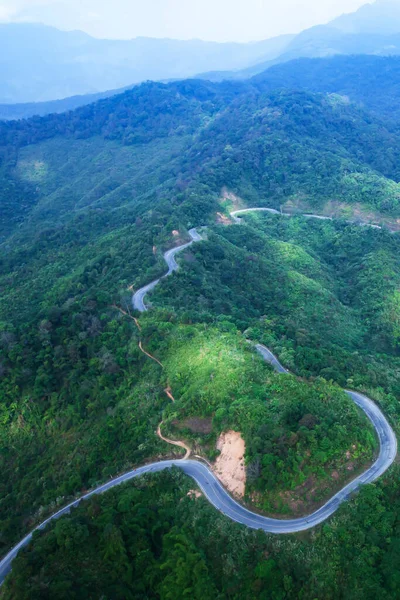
[0,210,396,585]
[231,207,382,229]
[132,228,202,312]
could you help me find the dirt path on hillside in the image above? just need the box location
[113,305,163,366]
[157,421,191,459]
[113,304,191,457]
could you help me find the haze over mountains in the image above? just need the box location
[0,23,292,104]
[203,0,400,79]
[2,0,400,108]
[331,0,400,33]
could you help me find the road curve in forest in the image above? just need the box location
[0,210,396,585]
[132,228,202,312]
[230,207,382,229]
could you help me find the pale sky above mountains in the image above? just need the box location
[0,0,374,41]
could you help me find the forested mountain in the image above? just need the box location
[6,53,400,125]
[3,75,400,242]
[251,55,400,122]
[2,68,400,597]
[0,23,292,104]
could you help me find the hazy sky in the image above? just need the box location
[0,0,370,41]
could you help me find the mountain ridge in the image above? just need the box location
[2,39,400,598]
[199,1,400,82]
[0,22,293,103]
[4,1,400,108]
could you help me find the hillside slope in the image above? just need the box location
[3,76,400,244]
[251,55,400,122]
[2,74,400,597]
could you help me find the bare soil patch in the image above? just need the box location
[213,430,246,497]
[187,489,202,499]
[216,211,232,225]
[220,187,245,211]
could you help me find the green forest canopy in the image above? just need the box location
[2,59,400,597]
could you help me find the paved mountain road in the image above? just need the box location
[0,210,396,585]
[132,228,202,312]
[255,344,290,374]
[231,207,382,228]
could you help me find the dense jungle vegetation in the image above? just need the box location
[4,467,400,600]
[2,57,400,597]
[252,55,400,123]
